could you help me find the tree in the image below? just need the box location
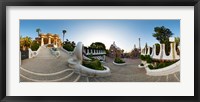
[20,36,32,51]
[36,28,41,35]
[155,43,160,55]
[175,37,180,55]
[175,37,180,46]
[90,42,106,50]
[153,26,173,55]
[62,30,67,44]
[31,40,40,51]
[145,43,148,54]
[72,41,76,47]
[153,26,173,44]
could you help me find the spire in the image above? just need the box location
[134,44,136,49]
[139,38,141,49]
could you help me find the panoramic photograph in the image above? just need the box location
[19,20,180,82]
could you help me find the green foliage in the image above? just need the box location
[82,59,105,70]
[88,54,95,60]
[145,43,148,53]
[157,63,165,68]
[153,26,173,55]
[36,28,41,35]
[140,55,145,60]
[148,65,154,69]
[153,26,173,44]
[114,57,125,63]
[175,37,180,54]
[90,42,106,50]
[105,49,109,56]
[140,55,152,63]
[146,56,152,63]
[20,36,32,51]
[31,41,40,51]
[63,43,74,51]
[155,43,160,55]
[63,40,75,51]
[175,37,180,46]
[148,61,176,70]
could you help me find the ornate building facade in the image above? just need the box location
[35,33,62,47]
[108,42,123,58]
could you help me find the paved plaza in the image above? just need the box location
[20,47,180,82]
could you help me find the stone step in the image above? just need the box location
[20,68,74,82]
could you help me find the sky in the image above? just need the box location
[20,20,180,52]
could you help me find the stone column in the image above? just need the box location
[48,37,51,44]
[170,42,175,60]
[55,39,57,46]
[41,37,44,46]
[147,46,150,55]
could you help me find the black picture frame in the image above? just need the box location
[0,0,199,102]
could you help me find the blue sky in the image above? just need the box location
[20,20,180,52]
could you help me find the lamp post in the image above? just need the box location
[62,30,67,45]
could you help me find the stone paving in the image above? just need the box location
[88,57,180,82]
[20,47,180,82]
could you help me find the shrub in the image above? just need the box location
[88,54,93,59]
[146,56,152,63]
[114,57,125,63]
[157,62,166,68]
[140,55,145,60]
[63,43,74,51]
[82,59,105,70]
[148,65,154,69]
[31,41,40,51]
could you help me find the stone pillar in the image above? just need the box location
[159,44,163,59]
[48,37,51,44]
[144,47,146,55]
[41,37,44,46]
[147,46,150,55]
[55,39,57,46]
[170,42,176,60]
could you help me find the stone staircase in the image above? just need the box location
[20,47,82,82]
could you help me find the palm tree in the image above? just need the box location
[36,28,41,35]
[62,30,67,44]
[20,35,24,51]
[23,36,32,51]
[153,26,173,55]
